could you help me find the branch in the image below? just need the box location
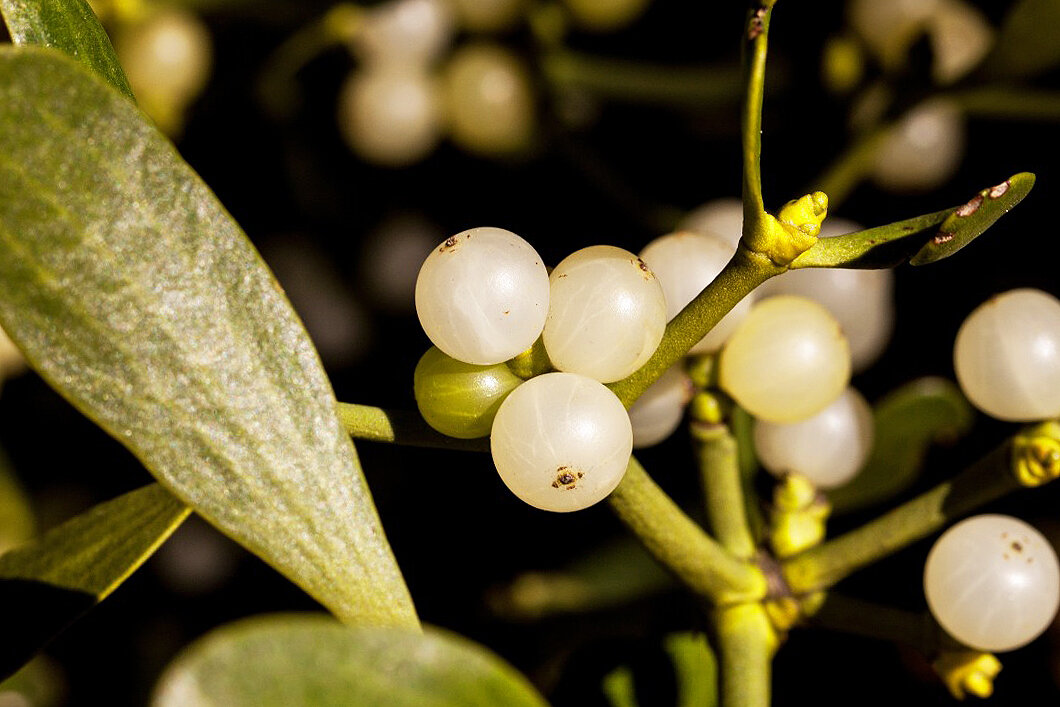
[782,421,1060,593]
[336,403,488,452]
[715,602,774,707]
[607,457,767,605]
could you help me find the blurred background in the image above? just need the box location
[2,0,1060,703]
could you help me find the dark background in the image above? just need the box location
[4,0,1060,704]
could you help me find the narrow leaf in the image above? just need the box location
[828,378,974,513]
[790,173,1034,269]
[0,47,417,628]
[910,173,1035,265]
[151,614,550,707]
[0,0,133,99]
[0,484,190,680]
[983,0,1060,80]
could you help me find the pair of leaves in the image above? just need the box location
[0,0,416,674]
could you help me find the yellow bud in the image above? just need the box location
[933,651,1001,700]
[744,192,828,266]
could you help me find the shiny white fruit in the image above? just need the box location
[753,387,874,489]
[337,66,443,166]
[720,296,851,423]
[353,0,454,66]
[873,99,964,192]
[628,365,694,448]
[756,218,894,372]
[678,198,744,251]
[415,227,549,365]
[544,245,667,383]
[953,288,1060,421]
[491,372,633,512]
[925,514,1060,652]
[640,231,755,354]
[441,43,535,155]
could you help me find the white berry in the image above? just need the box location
[337,66,442,166]
[924,514,1060,652]
[628,364,694,448]
[720,296,851,423]
[754,387,874,489]
[872,99,964,192]
[544,245,667,383]
[353,0,454,67]
[415,227,549,365]
[678,198,744,252]
[756,218,894,372]
[491,372,632,512]
[954,288,1060,422]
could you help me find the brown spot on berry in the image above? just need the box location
[551,466,584,490]
[634,258,655,280]
[439,236,459,253]
[1012,541,1023,553]
[988,181,1010,199]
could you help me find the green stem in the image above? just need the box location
[608,457,767,605]
[715,602,773,707]
[782,441,1020,593]
[693,422,756,560]
[741,3,771,223]
[608,246,781,407]
[806,593,940,650]
[541,51,746,107]
[336,402,488,453]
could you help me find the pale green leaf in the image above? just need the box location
[790,173,1035,269]
[828,378,974,513]
[151,614,550,707]
[0,483,189,680]
[983,0,1060,80]
[0,0,133,99]
[0,47,417,628]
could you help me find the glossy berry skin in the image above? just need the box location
[756,218,894,372]
[872,99,964,192]
[413,347,523,438]
[753,387,874,489]
[415,227,549,365]
[544,245,667,383]
[720,296,851,423]
[953,288,1060,422]
[924,514,1060,652]
[490,372,633,512]
[353,0,454,67]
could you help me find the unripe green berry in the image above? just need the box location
[414,346,523,438]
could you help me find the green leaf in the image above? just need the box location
[0,484,190,680]
[664,632,718,707]
[789,173,1035,269]
[909,173,1036,266]
[0,0,133,100]
[151,614,550,707]
[828,378,974,513]
[983,0,1060,80]
[0,47,417,629]
[0,447,35,556]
